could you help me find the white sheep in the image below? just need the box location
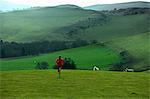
[124,68,134,72]
[93,66,100,71]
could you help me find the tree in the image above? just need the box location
[109,62,127,71]
[119,50,132,64]
[114,8,117,10]
[109,50,132,71]
[62,58,76,69]
[21,47,26,56]
[35,62,49,70]
[1,49,6,58]
[0,40,3,44]
[90,40,98,44]
[72,39,88,48]
[0,40,89,58]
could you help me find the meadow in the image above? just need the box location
[0,7,100,42]
[109,32,149,71]
[1,33,149,71]
[83,14,149,41]
[0,70,149,99]
[0,45,121,71]
[0,7,149,43]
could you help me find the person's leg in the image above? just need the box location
[59,70,60,78]
[58,67,60,78]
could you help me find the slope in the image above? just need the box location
[0,45,121,71]
[1,5,149,43]
[0,6,101,42]
[108,32,150,71]
[77,14,149,41]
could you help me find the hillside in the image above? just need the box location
[0,45,121,71]
[0,6,101,42]
[0,5,149,42]
[79,14,149,41]
[0,70,149,98]
[108,32,150,71]
[0,3,149,72]
[1,33,149,71]
[84,1,150,11]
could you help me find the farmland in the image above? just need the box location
[0,45,121,71]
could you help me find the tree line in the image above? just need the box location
[102,8,150,16]
[0,39,88,58]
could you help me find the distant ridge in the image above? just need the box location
[4,4,82,13]
[54,4,82,9]
[84,1,150,11]
[30,4,82,10]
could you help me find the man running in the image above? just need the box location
[56,56,64,78]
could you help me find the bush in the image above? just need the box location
[109,62,127,71]
[109,50,133,71]
[90,40,98,44]
[35,61,49,70]
[63,58,76,69]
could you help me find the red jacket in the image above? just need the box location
[56,58,64,67]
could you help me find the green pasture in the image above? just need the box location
[0,45,121,71]
[0,70,149,98]
[108,32,150,71]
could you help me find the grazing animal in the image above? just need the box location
[93,66,100,71]
[124,68,134,72]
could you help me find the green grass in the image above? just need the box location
[0,7,100,42]
[0,6,149,42]
[0,45,121,71]
[108,32,150,71]
[82,14,149,41]
[0,7,149,72]
[0,70,149,98]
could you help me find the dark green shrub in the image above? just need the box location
[63,58,76,69]
[109,62,127,71]
[90,40,98,44]
[35,61,49,70]
[109,50,133,71]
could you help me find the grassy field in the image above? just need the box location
[0,5,149,42]
[0,7,101,42]
[83,14,149,41]
[1,32,149,71]
[0,45,121,71]
[108,32,150,71]
[0,70,149,98]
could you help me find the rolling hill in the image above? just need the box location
[108,32,150,71]
[84,1,150,11]
[0,2,149,72]
[0,45,121,71]
[0,3,149,42]
[1,32,149,71]
[78,14,149,41]
[0,6,102,42]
